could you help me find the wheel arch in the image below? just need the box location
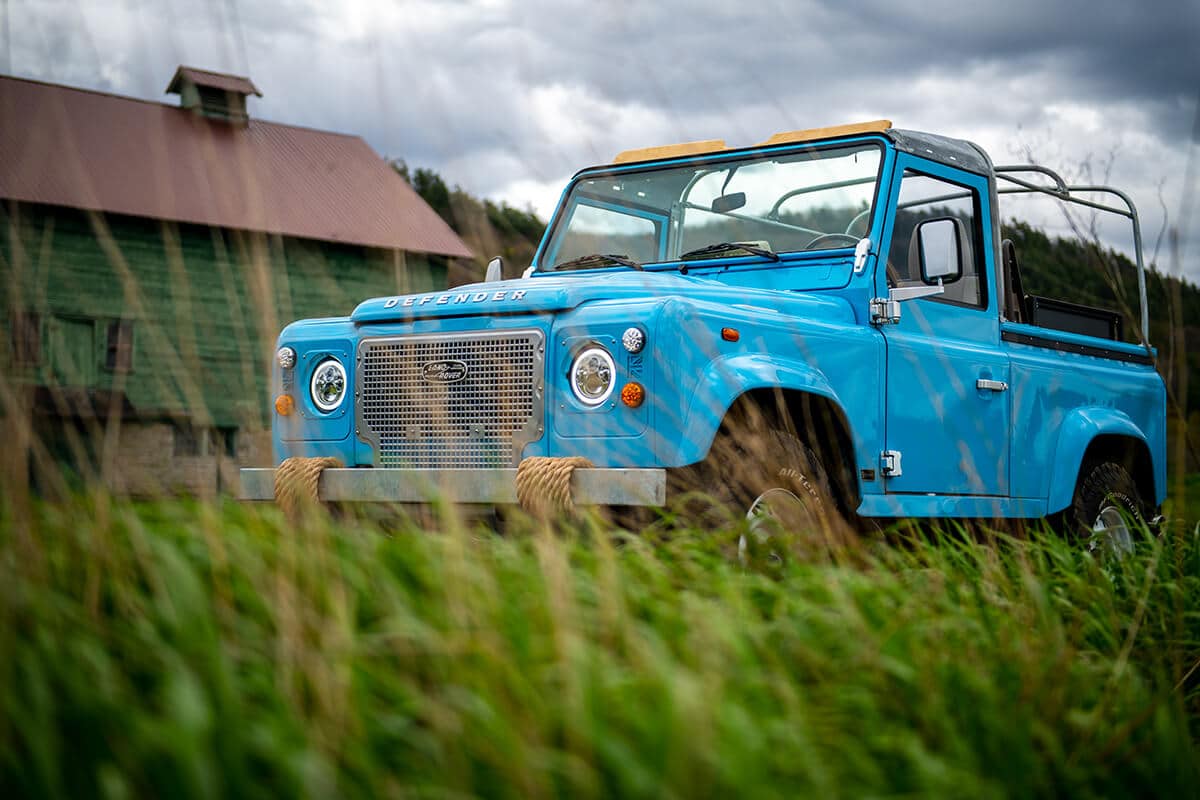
[731,387,861,515]
[673,354,862,513]
[1047,408,1157,514]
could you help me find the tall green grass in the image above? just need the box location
[1,497,1198,798]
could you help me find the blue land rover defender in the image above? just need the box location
[243,120,1166,544]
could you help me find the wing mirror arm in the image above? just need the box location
[871,280,944,325]
[889,279,944,303]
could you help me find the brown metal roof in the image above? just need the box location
[0,74,472,258]
[166,66,262,97]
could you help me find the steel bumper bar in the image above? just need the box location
[240,467,667,506]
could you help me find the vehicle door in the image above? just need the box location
[878,158,1011,496]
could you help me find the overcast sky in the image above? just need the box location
[4,0,1199,278]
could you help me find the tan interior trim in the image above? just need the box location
[757,119,893,147]
[612,139,728,164]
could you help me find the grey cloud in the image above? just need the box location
[6,0,1198,276]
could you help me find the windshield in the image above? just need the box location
[540,143,883,270]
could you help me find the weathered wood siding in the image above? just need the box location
[2,201,446,433]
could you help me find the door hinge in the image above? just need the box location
[881,450,902,477]
[870,297,901,325]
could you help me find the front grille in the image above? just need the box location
[357,330,544,468]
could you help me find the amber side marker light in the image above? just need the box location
[721,327,740,342]
[275,395,294,416]
[621,382,645,408]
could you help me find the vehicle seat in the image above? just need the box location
[1002,238,1028,324]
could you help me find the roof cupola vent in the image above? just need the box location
[166,66,261,124]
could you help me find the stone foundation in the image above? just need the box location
[25,418,273,498]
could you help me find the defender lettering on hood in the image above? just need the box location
[382,289,528,308]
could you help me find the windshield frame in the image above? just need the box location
[534,138,889,273]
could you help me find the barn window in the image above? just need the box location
[105,320,134,372]
[174,425,197,456]
[218,427,238,458]
[11,312,41,366]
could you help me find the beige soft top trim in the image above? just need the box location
[757,119,893,147]
[609,121,893,166]
[612,139,728,164]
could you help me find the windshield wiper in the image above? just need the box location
[553,253,643,271]
[679,242,780,262]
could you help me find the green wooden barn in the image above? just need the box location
[0,67,472,496]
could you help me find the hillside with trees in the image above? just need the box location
[392,162,544,286]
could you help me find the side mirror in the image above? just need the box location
[485,256,503,282]
[915,217,966,284]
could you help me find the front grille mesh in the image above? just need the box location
[359,331,542,468]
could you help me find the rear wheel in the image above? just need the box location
[1068,462,1147,557]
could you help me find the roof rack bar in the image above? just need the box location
[995,187,1132,219]
[994,164,1069,195]
[1068,185,1149,346]
[994,171,1069,197]
[994,171,1150,346]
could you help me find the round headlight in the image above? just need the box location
[310,358,346,412]
[276,346,296,369]
[570,346,616,406]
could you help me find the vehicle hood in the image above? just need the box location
[350,270,853,324]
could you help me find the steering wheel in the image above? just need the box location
[803,232,861,250]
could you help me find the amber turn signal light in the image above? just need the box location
[721,327,740,342]
[620,382,645,408]
[274,394,294,416]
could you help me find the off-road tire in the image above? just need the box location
[1068,461,1146,556]
[729,429,831,514]
[737,428,849,567]
[675,408,845,559]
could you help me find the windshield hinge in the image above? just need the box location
[853,237,872,273]
[870,297,900,325]
[881,450,902,477]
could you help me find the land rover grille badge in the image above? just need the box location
[421,360,469,384]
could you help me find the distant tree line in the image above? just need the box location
[391,161,544,284]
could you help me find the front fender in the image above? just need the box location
[672,353,844,465]
[1046,407,1149,513]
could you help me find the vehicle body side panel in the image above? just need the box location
[856,494,1047,518]
[664,299,883,482]
[1002,324,1167,509]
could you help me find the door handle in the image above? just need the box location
[976,378,1008,392]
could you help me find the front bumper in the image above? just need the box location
[239,467,666,506]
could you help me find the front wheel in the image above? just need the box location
[727,429,845,566]
[1068,462,1147,557]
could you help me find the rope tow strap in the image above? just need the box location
[274,456,342,519]
[516,456,594,518]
